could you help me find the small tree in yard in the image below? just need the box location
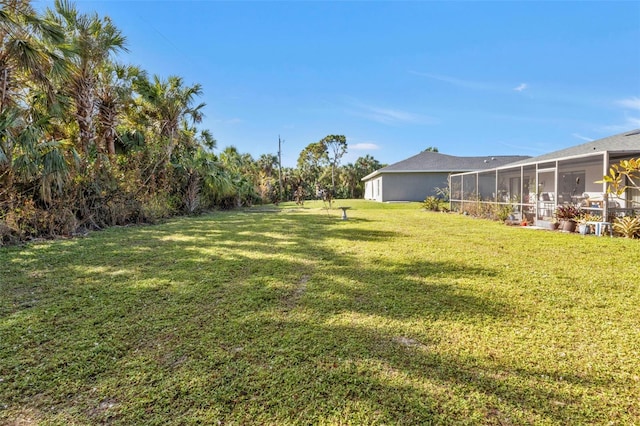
[297,141,328,193]
[600,158,640,202]
[320,134,347,194]
[599,157,640,237]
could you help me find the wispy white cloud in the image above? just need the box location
[213,118,243,125]
[362,106,425,124]
[617,97,640,110]
[346,100,437,125]
[513,83,528,92]
[412,71,533,95]
[600,97,640,132]
[601,117,640,133]
[350,143,380,150]
[495,140,549,154]
[572,133,594,142]
[410,71,492,90]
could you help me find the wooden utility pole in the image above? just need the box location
[278,136,284,201]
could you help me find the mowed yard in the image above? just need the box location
[1,200,638,425]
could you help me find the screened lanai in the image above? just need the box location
[449,130,640,225]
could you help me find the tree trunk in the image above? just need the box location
[0,67,10,114]
[75,78,96,155]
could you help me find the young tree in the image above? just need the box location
[600,158,640,206]
[320,134,347,192]
[297,140,328,192]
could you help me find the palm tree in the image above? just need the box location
[339,163,359,198]
[174,147,232,213]
[11,115,78,204]
[0,0,65,114]
[47,0,127,156]
[257,153,278,178]
[218,146,259,206]
[354,154,383,198]
[0,0,65,184]
[135,74,205,160]
[95,63,142,157]
[355,154,382,174]
[256,153,278,202]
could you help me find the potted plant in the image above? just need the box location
[579,213,602,235]
[555,204,580,232]
[577,214,589,235]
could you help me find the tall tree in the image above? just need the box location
[95,63,142,157]
[354,155,384,198]
[320,134,347,192]
[0,0,64,113]
[257,153,278,177]
[0,0,65,181]
[296,140,328,191]
[219,146,258,207]
[355,154,383,175]
[339,163,359,198]
[47,0,127,156]
[135,74,204,160]
[256,153,279,203]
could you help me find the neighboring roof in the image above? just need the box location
[362,151,530,181]
[504,129,640,168]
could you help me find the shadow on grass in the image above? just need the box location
[0,210,624,424]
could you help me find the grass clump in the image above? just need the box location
[1,200,639,424]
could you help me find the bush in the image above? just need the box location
[495,204,514,222]
[555,204,581,221]
[140,193,178,223]
[613,216,640,238]
[422,196,441,211]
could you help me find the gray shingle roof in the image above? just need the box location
[371,151,530,175]
[505,129,640,167]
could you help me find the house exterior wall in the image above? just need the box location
[450,150,640,222]
[364,177,383,201]
[376,172,449,202]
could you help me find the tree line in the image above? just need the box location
[0,0,384,243]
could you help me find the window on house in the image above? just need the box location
[509,177,521,202]
[627,185,640,209]
[559,171,585,203]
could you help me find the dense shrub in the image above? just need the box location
[613,216,640,238]
[422,196,441,211]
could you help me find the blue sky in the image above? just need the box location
[35,1,640,167]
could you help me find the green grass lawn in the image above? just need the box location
[1,200,639,425]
